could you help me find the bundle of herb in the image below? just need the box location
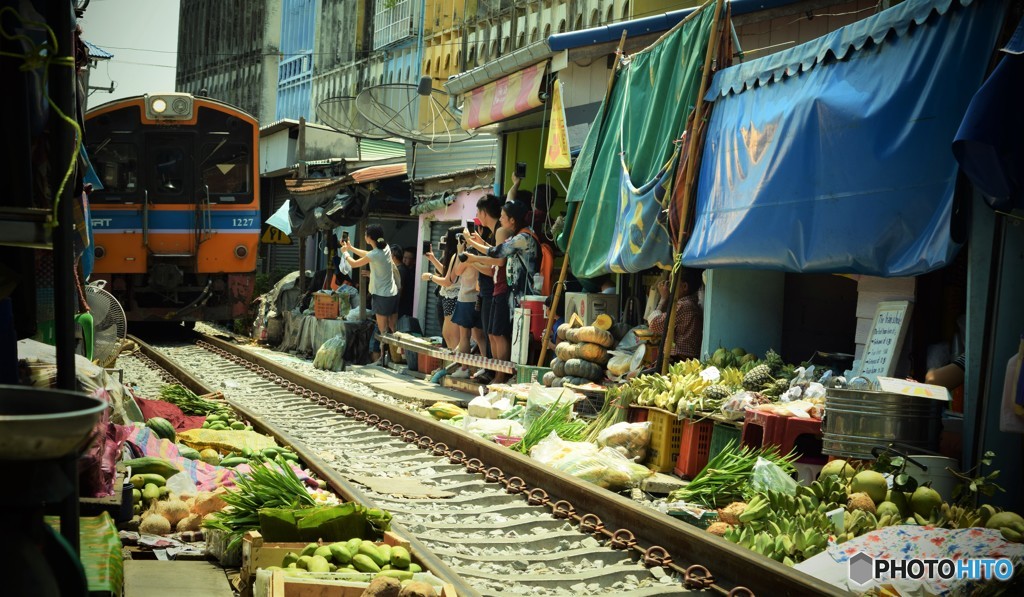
[512,398,587,454]
[203,457,316,549]
[160,384,231,416]
[583,385,631,443]
[667,440,798,508]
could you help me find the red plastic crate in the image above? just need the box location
[740,410,823,463]
[673,418,714,479]
[628,406,649,423]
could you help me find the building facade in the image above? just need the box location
[175,0,282,121]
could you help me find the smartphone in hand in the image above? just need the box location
[466,221,476,234]
[422,240,431,255]
[514,162,527,179]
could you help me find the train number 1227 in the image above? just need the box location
[232,218,255,227]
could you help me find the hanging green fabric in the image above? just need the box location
[558,0,719,278]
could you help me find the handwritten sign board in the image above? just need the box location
[876,377,951,402]
[857,300,913,378]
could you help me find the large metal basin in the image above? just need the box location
[0,385,107,460]
[822,388,941,459]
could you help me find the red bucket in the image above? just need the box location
[521,296,547,340]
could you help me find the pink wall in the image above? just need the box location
[413,188,491,327]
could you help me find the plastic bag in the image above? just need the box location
[166,469,198,497]
[749,456,799,496]
[524,384,574,430]
[313,335,346,371]
[720,391,756,421]
[463,416,525,441]
[338,251,352,276]
[554,447,654,492]
[530,431,598,467]
[596,421,652,462]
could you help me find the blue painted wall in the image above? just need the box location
[702,269,786,359]
[276,0,317,121]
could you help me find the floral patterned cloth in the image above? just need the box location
[816,526,1024,596]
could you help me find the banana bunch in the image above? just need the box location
[718,367,745,390]
[631,374,670,407]
[839,509,880,542]
[911,506,949,528]
[936,503,983,530]
[797,475,847,511]
[668,359,704,377]
[725,492,831,565]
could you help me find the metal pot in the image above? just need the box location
[873,443,960,502]
[822,388,941,459]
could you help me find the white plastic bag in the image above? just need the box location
[463,416,525,441]
[166,470,198,497]
[720,391,756,421]
[312,335,346,371]
[596,421,652,462]
[524,384,574,430]
[554,446,654,491]
[530,431,598,467]
[338,251,352,276]
[749,456,798,496]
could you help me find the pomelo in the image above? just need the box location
[850,470,888,504]
[820,459,856,480]
[910,486,943,518]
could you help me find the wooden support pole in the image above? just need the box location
[537,30,629,367]
[661,0,726,374]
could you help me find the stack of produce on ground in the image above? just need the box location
[546,319,616,387]
[669,450,1024,567]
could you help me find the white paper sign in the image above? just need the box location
[876,376,951,402]
[857,301,913,378]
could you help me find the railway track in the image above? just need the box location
[125,330,845,597]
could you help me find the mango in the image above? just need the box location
[352,554,381,573]
[307,555,331,573]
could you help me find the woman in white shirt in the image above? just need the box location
[341,224,399,361]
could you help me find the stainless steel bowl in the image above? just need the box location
[0,385,108,460]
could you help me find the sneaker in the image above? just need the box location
[471,368,488,379]
[451,367,471,379]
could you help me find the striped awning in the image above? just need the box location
[460,62,548,130]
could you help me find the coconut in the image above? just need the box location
[139,513,172,535]
[176,513,203,533]
[847,492,876,514]
[850,470,888,504]
[910,486,943,518]
[706,522,733,537]
[156,499,190,526]
[717,502,747,526]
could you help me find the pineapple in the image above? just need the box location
[702,384,731,402]
[764,349,784,375]
[742,364,774,391]
[772,378,791,395]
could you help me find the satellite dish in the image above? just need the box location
[316,96,392,140]
[354,80,475,146]
[84,281,127,367]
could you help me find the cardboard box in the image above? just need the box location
[313,293,340,319]
[565,293,620,327]
[265,570,457,597]
[241,531,409,596]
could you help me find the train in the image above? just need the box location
[85,93,260,323]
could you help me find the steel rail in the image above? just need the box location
[176,332,847,597]
[129,334,483,597]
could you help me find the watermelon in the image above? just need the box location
[146,417,177,442]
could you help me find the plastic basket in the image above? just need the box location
[644,407,684,473]
[667,508,719,530]
[313,293,339,319]
[517,365,551,384]
[628,406,649,423]
[708,421,742,462]
[674,418,714,479]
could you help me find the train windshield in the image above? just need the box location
[90,142,139,195]
[200,140,250,196]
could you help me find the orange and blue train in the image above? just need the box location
[85,93,259,323]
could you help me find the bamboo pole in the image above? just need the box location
[537,31,629,367]
[660,0,726,374]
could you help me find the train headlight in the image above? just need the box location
[234,245,248,259]
[94,245,105,259]
[144,93,194,121]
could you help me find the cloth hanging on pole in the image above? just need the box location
[607,150,678,273]
[557,1,718,278]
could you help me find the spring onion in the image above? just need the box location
[668,440,798,508]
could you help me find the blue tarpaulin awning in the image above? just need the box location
[682,0,1006,276]
[953,16,1024,211]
